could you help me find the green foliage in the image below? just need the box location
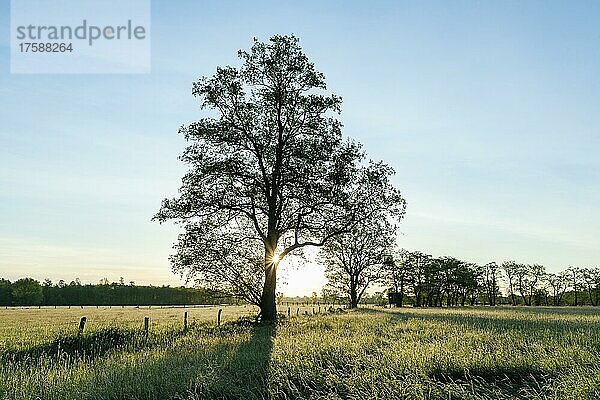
[0,279,13,305]
[11,278,43,306]
[0,277,231,306]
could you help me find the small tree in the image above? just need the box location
[323,217,399,309]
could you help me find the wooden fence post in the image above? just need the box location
[78,316,86,335]
[184,311,188,331]
[217,309,222,326]
[144,316,149,334]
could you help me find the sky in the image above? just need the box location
[1,1,599,296]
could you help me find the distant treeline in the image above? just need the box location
[0,277,236,306]
[382,251,600,307]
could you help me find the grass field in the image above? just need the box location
[1,306,600,399]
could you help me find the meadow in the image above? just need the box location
[1,306,600,400]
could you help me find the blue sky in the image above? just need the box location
[1,1,599,295]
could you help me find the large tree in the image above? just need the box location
[155,35,405,321]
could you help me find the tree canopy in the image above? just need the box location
[155,35,405,320]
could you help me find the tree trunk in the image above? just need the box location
[398,280,404,307]
[350,280,358,308]
[259,264,277,321]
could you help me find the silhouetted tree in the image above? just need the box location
[483,262,501,306]
[567,267,583,306]
[382,249,410,307]
[546,272,569,306]
[581,268,600,306]
[154,35,405,320]
[408,251,432,307]
[514,264,545,306]
[502,261,519,306]
[323,216,398,308]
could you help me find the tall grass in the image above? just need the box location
[1,306,600,399]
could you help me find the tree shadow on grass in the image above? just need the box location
[428,364,553,399]
[1,327,177,364]
[196,322,276,399]
[110,321,277,400]
[354,308,557,398]
[360,307,600,334]
[12,321,278,400]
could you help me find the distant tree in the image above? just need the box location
[323,216,397,309]
[514,264,545,306]
[321,288,339,305]
[369,291,387,306]
[408,252,432,307]
[462,263,483,306]
[502,261,519,306]
[581,268,600,306]
[546,272,569,306]
[567,267,583,306]
[11,278,43,306]
[0,279,12,306]
[154,35,405,321]
[276,291,285,305]
[382,249,410,307]
[483,262,501,306]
